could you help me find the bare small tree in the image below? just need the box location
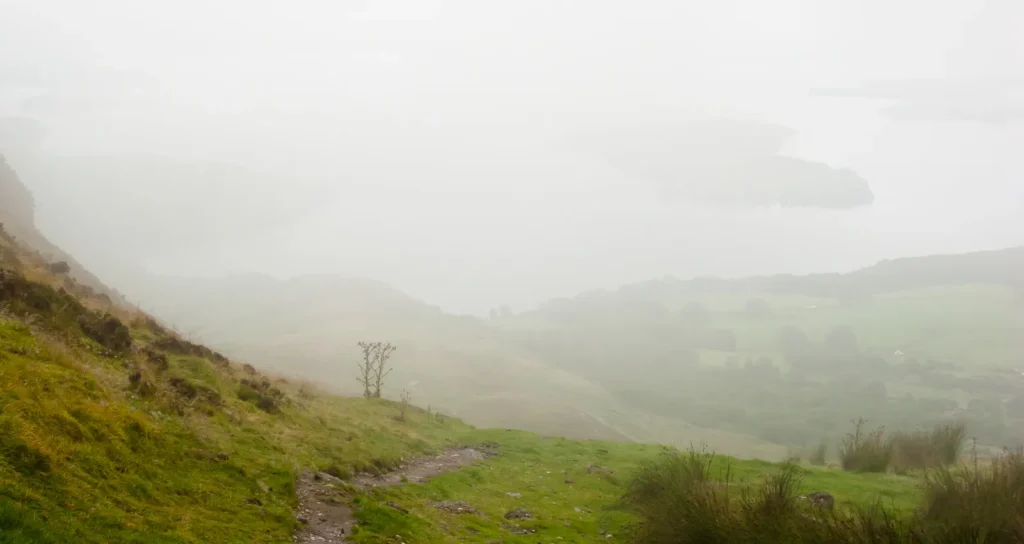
[372,342,397,398]
[356,341,377,399]
[399,389,412,422]
[355,341,398,399]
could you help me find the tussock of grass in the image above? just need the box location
[918,448,1024,541]
[839,419,894,473]
[890,422,966,473]
[621,449,837,543]
[835,420,966,475]
[623,445,1024,543]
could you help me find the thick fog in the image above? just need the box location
[2,0,1022,314]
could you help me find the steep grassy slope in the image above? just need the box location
[0,316,468,542]
[0,228,470,542]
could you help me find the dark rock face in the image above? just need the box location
[0,154,34,229]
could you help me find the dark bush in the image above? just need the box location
[0,270,135,353]
[169,376,198,399]
[153,335,226,366]
[169,377,221,406]
[78,313,133,353]
[238,378,284,414]
[144,348,169,371]
[46,261,71,275]
[256,396,277,413]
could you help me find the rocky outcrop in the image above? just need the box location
[0,153,127,306]
[0,153,34,229]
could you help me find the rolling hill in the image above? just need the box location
[108,245,1024,460]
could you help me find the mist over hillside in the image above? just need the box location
[4,0,1024,315]
[1,0,1022,460]
[1,2,1024,542]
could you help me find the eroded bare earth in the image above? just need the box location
[294,447,491,543]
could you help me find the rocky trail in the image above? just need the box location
[294,446,494,543]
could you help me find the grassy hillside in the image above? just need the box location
[345,432,923,543]
[0,223,930,543]
[0,230,472,542]
[96,246,1023,463]
[113,272,792,460]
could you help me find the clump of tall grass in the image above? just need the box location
[622,444,1024,543]
[917,447,1024,541]
[890,422,966,473]
[838,418,894,473]
[620,447,859,543]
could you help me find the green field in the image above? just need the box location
[692,285,1021,368]
[347,431,923,543]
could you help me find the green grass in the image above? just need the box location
[0,312,925,542]
[0,316,474,543]
[701,285,1021,368]
[0,254,941,543]
[345,433,922,543]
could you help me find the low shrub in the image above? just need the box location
[238,378,285,414]
[838,419,893,473]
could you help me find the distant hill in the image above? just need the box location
[572,118,874,209]
[669,246,1024,300]
[0,154,34,227]
[113,245,1023,461]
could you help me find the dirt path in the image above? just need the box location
[293,447,492,543]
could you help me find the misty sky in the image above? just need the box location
[2,0,1023,313]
